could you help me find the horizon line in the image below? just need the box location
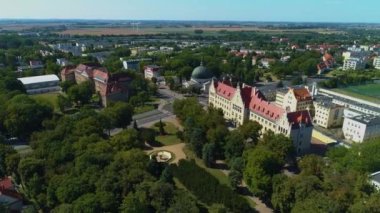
[0,18,380,25]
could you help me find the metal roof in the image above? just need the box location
[17,74,59,85]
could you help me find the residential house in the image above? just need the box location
[317,53,335,74]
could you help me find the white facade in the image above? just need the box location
[144,66,161,80]
[209,81,248,126]
[342,115,380,143]
[373,57,380,70]
[313,100,344,129]
[343,57,365,70]
[318,88,380,116]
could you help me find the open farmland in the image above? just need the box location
[58,26,344,36]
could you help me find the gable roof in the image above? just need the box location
[286,111,313,128]
[214,80,236,100]
[292,87,312,101]
[249,88,285,122]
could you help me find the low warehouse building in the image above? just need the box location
[18,74,61,94]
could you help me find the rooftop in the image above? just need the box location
[18,74,59,85]
[350,115,380,126]
[371,171,380,184]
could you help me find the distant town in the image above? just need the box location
[0,19,379,212]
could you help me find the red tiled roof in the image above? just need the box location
[292,88,312,101]
[212,81,254,107]
[93,69,109,82]
[287,111,313,128]
[249,88,285,121]
[324,53,333,61]
[75,64,100,78]
[214,81,236,100]
[0,177,13,191]
[317,62,327,71]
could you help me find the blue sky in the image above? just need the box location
[0,0,379,23]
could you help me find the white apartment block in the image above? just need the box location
[343,115,380,143]
[373,57,380,70]
[343,57,366,70]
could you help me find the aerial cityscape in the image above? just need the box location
[0,0,380,212]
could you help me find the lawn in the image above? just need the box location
[31,93,60,112]
[182,146,257,209]
[333,83,380,104]
[183,146,230,186]
[134,105,155,114]
[152,122,182,146]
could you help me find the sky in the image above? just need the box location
[0,0,379,23]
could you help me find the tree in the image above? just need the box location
[224,131,245,162]
[271,174,294,213]
[72,193,101,213]
[60,81,75,93]
[244,147,283,199]
[4,94,53,137]
[349,193,380,213]
[168,190,199,213]
[292,192,339,213]
[102,102,134,129]
[139,128,156,144]
[67,81,93,105]
[120,192,148,213]
[0,144,16,177]
[299,155,326,179]
[57,94,71,112]
[158,119,165,135]
[229,170,242,190]
[202,143,216,167]
[133,120,139,130]
[149,181,174,212]
[238,121,262,144]
[110,129,143,150]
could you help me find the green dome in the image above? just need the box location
[191,65,213,80]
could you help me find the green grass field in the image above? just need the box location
[152,122,182,146]
[31,93,60,111]
[333,84,380,104]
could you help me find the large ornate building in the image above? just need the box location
[61,63,131,106]
[183,62,214,92]
[209,80,313,154]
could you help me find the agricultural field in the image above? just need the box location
[58,26,344,36]
[333,83,380,103]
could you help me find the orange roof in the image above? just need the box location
[292,88,312,101]
[324,53,333,61]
